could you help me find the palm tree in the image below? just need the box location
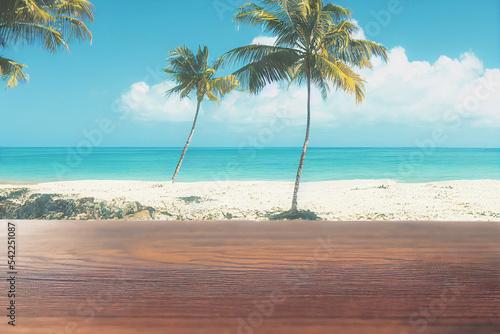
[165,45,239,183]
[225,0,388,212]
[0,0,94,88]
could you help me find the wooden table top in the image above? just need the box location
[0,220,499,333]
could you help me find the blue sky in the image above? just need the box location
[1,0,499,147]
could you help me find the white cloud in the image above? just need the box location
[118,81,198,122]
[251,36,278,46]
[347,47,500,128]
[117,47,500,128]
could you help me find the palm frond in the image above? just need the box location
[334,39,389,67]
[211,56,224,72]
[195,45,209,73]
[229,46,302,93]
[314,75,330,100]
[165,45,239,102]
[234,3,293,42]
[0,22,67,52]
[314,55,365,103]
[1,0,52,25]
[166,45,199,76]
[51,0,95,22]
[289,61,305,85]
[0,0,95,88]
[209,75,239,97]
[0,56,28,88]
[54,15,92,43]
[322,3,352,21]
[165,80,197,99]
[224,44,302,68]
[205,91,220,103]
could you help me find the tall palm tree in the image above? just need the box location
[225,0,388,212]
[165,45,239,183]
[0,0,94,88]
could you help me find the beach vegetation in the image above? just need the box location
[164,45,239,182]
[224,0,388,212]
[159,210,173,217]
[0,0,95,88]
[269,209,321,221]
[6,187,28,199]
[178,195,204,204]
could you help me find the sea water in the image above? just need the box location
[0,147,499,183]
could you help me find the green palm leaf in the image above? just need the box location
[0,56,28,88]
[0,0,95,88]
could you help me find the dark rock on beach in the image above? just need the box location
[0,188,155,220]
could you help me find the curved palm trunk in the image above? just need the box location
[291,72,311,211]
[172,99,202,183]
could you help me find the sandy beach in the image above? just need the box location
[1,179,499,221]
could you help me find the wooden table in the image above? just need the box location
[0,221,499,333]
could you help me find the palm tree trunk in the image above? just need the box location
[291,71,311,211]
[172,99,202,183]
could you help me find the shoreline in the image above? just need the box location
[0,181,41,186]
[1,179,499,221]
[2,177,500,185]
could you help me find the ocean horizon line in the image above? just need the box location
[1,146,499,150]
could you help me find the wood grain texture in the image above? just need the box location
[0,221,499,334]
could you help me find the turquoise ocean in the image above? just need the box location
[0,147,499,183]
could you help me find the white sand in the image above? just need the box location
[1,179,499,221]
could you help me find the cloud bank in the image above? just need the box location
[117,44,500,129]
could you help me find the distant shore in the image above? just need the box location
[1,179,499,221]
